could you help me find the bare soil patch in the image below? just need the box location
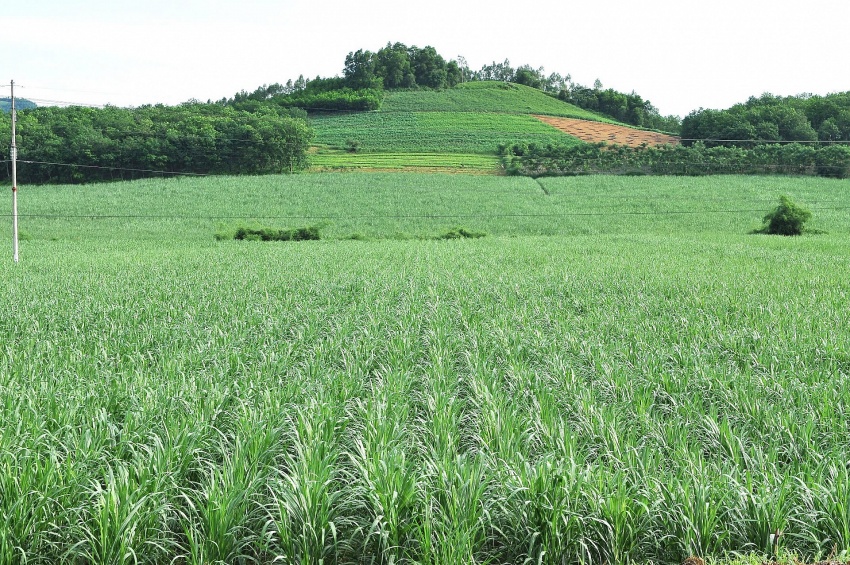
[535,115,680,147]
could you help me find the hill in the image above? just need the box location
[309,82,611,172]
[0,97,37,112]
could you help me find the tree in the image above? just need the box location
[513,65,545,89]
[818,118,841,141]
[476,59,514,82]
[445,61,462,87]
[456,55,469,83]
[375,42,415,89]
[411,45,448,88]
[343,49,377,89]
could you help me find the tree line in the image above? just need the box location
[501,141,850,179]
[0,103,313,184]
[681,92,850,146]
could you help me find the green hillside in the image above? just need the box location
[309,82,606,171]
[380,82,611,118]
[312,111,579,153]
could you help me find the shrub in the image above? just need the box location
[346,139,362,153]
[754,195,812,236]
[437,227,487,240]
[232,225,321,241]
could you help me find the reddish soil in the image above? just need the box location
[535,115,680,148]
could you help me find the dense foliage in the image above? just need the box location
[232,225,321,241]
[343,42,463,90]
[501,141,850,178]
[753,195,813,236]
[682,92,850,146]
[225,76,383,113]
[0,103,313,183]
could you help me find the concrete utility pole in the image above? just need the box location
[10,79,18,263]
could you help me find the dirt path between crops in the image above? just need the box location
[535,116,680,148]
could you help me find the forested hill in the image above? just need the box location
[0,97,37,112]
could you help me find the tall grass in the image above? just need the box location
[7,173,849,242]
[0,174,849,563]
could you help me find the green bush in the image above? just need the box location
[346,139,362,153]
[754,195,812,236]
[437,226,487,239]
[232,225,321,241]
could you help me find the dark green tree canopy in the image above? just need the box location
[682,92,850,146]
[0,103,313,183]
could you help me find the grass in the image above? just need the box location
[1,173,850,564]
[9,173,848,241]
[380,82,612,120]
[308,150,501,172]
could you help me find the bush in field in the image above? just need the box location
[346,139,362,153]
[232,226,321,241]
[437,226,487,239]
[754,195,812,236]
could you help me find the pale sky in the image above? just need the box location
[2,0,849,118]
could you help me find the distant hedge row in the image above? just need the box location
[501,142,850,178]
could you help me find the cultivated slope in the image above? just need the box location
[309,82,671,172]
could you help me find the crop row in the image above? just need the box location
[309,151,501,171]
[310,111,581,154]
[380,82,613,121]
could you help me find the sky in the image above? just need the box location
[1,0,849,118]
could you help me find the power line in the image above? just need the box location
[20,97,107,109]
[16,160,209,177]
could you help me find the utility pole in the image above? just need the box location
[10,79,18,263]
